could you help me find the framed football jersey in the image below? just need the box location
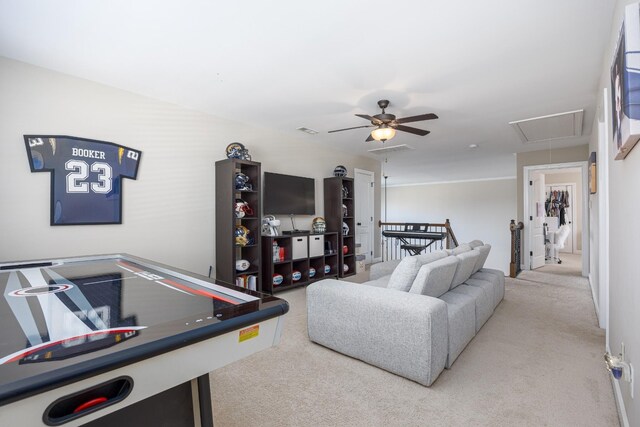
[24,135,142,225]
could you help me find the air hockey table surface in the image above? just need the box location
[0,254,289,426]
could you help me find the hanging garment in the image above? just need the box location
[559,205,566,225]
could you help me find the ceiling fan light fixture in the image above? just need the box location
[371,125,396,142]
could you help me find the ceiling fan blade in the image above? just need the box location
[365,134,374,142]
[328,125,374,133]
[356,114,383,125]
[395,113,438,124]
[395,125,431,136]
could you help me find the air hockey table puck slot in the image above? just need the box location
[43,376,133,425]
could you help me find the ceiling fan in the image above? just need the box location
[328,100,438,142]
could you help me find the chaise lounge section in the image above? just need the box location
[307,241,504,386]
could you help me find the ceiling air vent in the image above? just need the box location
[367,144,415,155]
[509,109,583,143]
[296,127,319,135]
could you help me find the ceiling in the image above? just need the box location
[0,0,615,185]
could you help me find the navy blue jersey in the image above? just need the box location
[24,135,141,225]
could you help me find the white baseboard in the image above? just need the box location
[607,344,630,427]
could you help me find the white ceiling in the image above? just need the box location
[0,0,615,185]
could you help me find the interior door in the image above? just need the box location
[530,172,546,269]
[354,169,374,264]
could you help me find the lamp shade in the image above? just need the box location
[371,125,396,142]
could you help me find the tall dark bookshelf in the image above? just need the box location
[324,177,356,278]
[215,159,261,291]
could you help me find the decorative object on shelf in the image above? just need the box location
[343,245,349,255]
[333,165,347,177]
[273,273,284,286]
[343,264,349,273]
[226,142,251,160]
[611,3,640,160]
[235,172,252,190]
[234,199,254,218]
[292,270,302,282]
[309,267,316,278]
[312,217,326,234]
[23,135,142,226]
[342,185,349,198]
[324,264,331,274]
[236,259,250,271]
[262,215,281,236]
[342,222,349,236]
[342,204,348,217]
[235,225,251,246]
[327,99,438,143]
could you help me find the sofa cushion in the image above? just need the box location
[465,278,499,310]
[415,250,448,265]
[449,284,493,333]
[364,275,391,288]
[439,291,476,368]
[468,240,484,249]
[450,250,480,289]
[478,268,505,304]
[409,256,459,297]
[369,259,402,281]
[472,244,491,274]
[450,244,472,255]
[387,256,422,292]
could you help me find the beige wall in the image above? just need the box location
[516,145,589,222]
[385,178,516,274]
[544,171,583,251]
[0,57,381,275]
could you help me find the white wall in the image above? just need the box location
[0,57,381,276]
[385,178,516,274]
[589,1,640,424]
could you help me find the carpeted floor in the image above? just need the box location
[209,263,618,426]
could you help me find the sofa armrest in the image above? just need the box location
[369,259,401,280]
[307,279,448,386]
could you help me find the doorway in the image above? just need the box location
[523,162,589,277]
[354,169,375,264]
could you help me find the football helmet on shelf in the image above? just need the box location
[226,142,251,160]
[235,225,251,246]
[342,222,349,236]
[234,199,254,218]
[333,165,347,177]
[312,217,326,234]
[235,172,252,191]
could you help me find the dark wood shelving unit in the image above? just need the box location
[262,232,339,294]
[215,158,262,291]
[324,177,356,277]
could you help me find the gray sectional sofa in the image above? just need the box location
[307,240,504,386]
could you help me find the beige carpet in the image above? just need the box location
[209,266,618,426]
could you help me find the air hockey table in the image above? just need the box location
[0,254,289,426]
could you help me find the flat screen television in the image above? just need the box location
[263,172,315,215]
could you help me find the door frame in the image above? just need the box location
[523,161,589,276]
[354,168,375,264]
